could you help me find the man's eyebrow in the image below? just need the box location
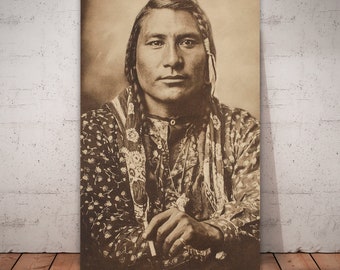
[143,32,202,40]
[143,33,167,40]
[176,32,202,40]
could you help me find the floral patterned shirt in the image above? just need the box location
[81,90,260,270]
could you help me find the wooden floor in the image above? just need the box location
[0,253,339,270]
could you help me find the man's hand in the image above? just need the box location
[142,208,223,257]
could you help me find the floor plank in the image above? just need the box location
[275,253,319,270]
[1,253,339,269]
[312,253,340,270]
[0,253,21,270]
[260,253,281,270]
[11,253,56,270]
[49,253,80,270]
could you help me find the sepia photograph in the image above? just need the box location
[81,0,260,269]
[1,0,340,269]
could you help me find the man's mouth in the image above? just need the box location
[158,75,187,83]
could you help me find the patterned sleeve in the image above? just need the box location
[204,108,260,251]
[80,109,154,270]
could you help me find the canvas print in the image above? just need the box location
[81,0,260,269]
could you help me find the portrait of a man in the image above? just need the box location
[81,0,260,269]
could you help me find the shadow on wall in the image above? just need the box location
[260,34,284,252]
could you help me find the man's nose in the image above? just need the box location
[162,44,183,69]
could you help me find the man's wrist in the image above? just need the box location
[202,221,224,251]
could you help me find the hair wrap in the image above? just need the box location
[204,38,217,95]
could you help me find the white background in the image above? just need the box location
[0,0,339,252]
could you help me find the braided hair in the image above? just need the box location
[124,0,217,132]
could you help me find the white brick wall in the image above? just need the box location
[0,0,339,252]
[0,1,80,252]
[261,0,340,252]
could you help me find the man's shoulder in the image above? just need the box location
[217,101,259,126]
[81,102,122,136]
[81,103,115,123]
[81,88,130,121]
[215,100,260,147]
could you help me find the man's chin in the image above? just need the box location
[157,95,192,105]
[158,89,198,103]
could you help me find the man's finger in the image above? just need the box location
[168,232,190,257]
[143,208,174,239]
[155,211,181,243]
[162,222,186,255]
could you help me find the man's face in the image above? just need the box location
[136,9,207,109]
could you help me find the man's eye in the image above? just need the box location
[179,39,197,48]
[147,40,164,48]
